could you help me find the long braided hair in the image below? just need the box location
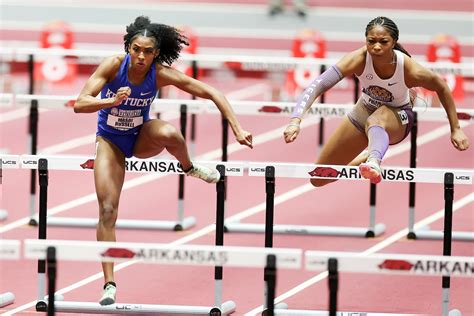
[365,16,411,57]
[123,16,189,65]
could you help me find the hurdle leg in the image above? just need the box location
[36,158,49,311]
[214,165,237,314]
[407,112,418,239]
[28,99,39,226]
[441,173,454,316]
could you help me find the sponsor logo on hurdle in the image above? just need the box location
[80,159,95,169]
[22,159,38,165]
[455,174,471,181]
[379,259,473,276]
[101,247,228,265]
[258,105,283,113]
[308,166,415,182]
[1,159,18,166]
[226,167,242,173]
[257,105,346,117]
[125,160,183,173]
[64,100,76,108]
[378,259,414,270]
[456,112,472,120]
[308,166,339,178]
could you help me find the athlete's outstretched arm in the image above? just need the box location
[74,56,130,113]
[157,65,253,148]
[404,57,469,151]
[284,47,365,143]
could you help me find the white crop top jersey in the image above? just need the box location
[356,50,410,110]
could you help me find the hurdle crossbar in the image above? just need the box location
[305,251,474,278]
[248,162,473,184]
[24,239,302,268]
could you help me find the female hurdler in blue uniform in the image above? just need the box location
[284,16,469,186]
[74,16,253,305]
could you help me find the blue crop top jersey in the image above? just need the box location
[97,54,157,135]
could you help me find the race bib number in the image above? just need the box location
[397,110,409,125]
[107,114,143,131]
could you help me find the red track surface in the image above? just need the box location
[1,1,473,314]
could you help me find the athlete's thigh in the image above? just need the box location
[133,119,174,158]
[94,136,126,205]
[369,106,407,144]
[317,117,368,165]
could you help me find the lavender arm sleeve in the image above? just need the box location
[291,65,344,119]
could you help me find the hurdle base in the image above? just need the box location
[0,210,8,221]
[40,300,236,315]
[45,216,197,231]
[411,227,474,242]
[225,222,386,238]
[262,302,288,315]
[28,218,38,226]
[0,292,15,308]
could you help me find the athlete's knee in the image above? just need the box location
[365,116,385,132]
[158,124,183,143]
[99,202,118,228]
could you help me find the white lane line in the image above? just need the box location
[39,134,96,155]
[3,119,465,315]
[245,193,474,315]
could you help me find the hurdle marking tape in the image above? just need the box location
[24,239,301,269]
[1,94,472,122]
[248,162,473,185]
[0,239,20,260]
[305,251,474,278]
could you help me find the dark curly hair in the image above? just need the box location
[123,16,189,65]
[366,16,411,57]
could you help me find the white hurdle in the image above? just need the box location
[17,154,244,230]
[306,251,474,278]
[0,239,20,308]
[224,162,473,238]
[24,239,301,315]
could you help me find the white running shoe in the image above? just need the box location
[185,164,220,183]
[99,283,116,306]
[359,159,382,184]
